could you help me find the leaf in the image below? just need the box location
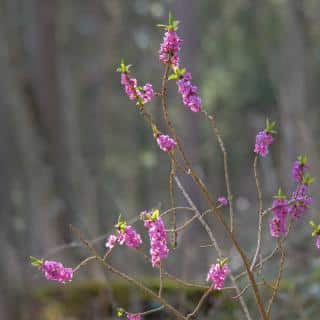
[168,12,173,26]
[117,308,124,317]
[168,74,178,80]
[274,188,286,199]
[152,209,160,220]
[30,256,43,267]
[156,24,167,29]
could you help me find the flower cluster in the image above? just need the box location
[254,119,276,157]
[117,225,142,249]
[156,134,177,152]
[118,61,154,104]
[176,72,202,112]
[106,234,118,249]
[269,157,313,238]
[254,131,274,157]
[269,190,289,238]
[288,156,313,220]
[292,155,308,183]
[138,83,155,104]
[121,72,155,104]
[289,184,312,219]
[40,260,73,284]
[218,196,228,207]
[269,217,287,238]
[121,72,138,101]
[158,15,182,67]
[316,236,320,249]
[207,259,229,290]
[106,219,142,250]
[127,314,141,320]
[159,29,182,67]
[141,210,169,267]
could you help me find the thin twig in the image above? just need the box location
[163,272,209,289]
[266,239,286,317]
[159,262,164,297]
[73,256,97,273]
[103,247,113,261]
[204,111,235,233]
[161,207,197,217]
[123,306,165,318]
[186,285,213,319]
[165,209,212,233]
[135,247,209,290]
[69,225,99,256]
[236,219,294,281]
[139,305,165,316]
[250,156,264,271]
[169,159,178,247]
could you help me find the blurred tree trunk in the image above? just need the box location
[28,0,100,239]
[255,0,319,210]
[277,0,316,189]
[0,21,61,318]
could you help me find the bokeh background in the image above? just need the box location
[0,0,320,319]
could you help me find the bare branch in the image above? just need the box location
[250,156,264,271]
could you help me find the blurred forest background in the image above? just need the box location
[0,0,320,319]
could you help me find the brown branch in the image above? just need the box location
[250,156,264,271]
[169,159,178,247]
[204,111,235,233]
[123,306,165,318]
[266,240,286,317]
[165,209,212,233]
[186,285,214,319]
[73,256,97,273]
[159,262,164,297]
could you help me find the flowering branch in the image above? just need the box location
[70,225,186,320]
[30,13,317,320]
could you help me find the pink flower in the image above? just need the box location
[176,72,202,112]
[269,216,286,238]
[159,30,182,67]
[142,211,169,267]
[121,73,154,104]
[121,73,138,101]
[292,160,308,183]
[254,131,274,157]
[316,235,320,250]
[289,184,312,219]
[218,196,228,207]
[137,83,155,103]
[117,226,142,249]
[106,234,117,249]
[156,134,177,152]
[127,314,141,320]
[41,260,73,284]
[207,263,229,290]
[271,199,289,220]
